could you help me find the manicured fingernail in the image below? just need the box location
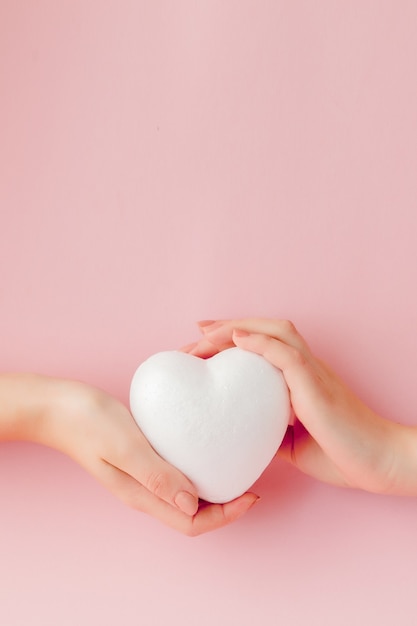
[203,321,224,333]
[175,491,198,516]
[197,320,216,328]
[233,328,250,338]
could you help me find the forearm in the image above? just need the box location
[386,423,417,497]
[0,371,252,534]
[0,374,56,444]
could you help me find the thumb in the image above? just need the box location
[115,439,199,516]
[142,449,199,516]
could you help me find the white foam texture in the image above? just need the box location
[130,347,290,503]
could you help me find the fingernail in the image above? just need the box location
[175,491,198,516]
[250,496,261,509]
[203,321,224,333]
[233,328,250,338]
[197,320,217,328]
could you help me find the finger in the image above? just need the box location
[201,318,310,355]
[92,458,195,531]
[95,460,258,535]
[188,337,222,358]
[188,338,235,359]
[197,320,218,331]
[232,329,311,386]
[179,342,198,353]
[107,427,200,516]
[231,329,326,423]
[185,493,259,536]
[180,338,232,359]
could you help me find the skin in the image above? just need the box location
[185,318,417,496]
[0,374,257,536]
[3,318,414,536]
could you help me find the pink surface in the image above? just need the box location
[1,2,417,624]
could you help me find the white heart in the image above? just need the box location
[129,347,290,503]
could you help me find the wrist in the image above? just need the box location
[32,377,103,455]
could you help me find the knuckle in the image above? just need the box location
[288,346,307,367]
[144,471,167,497]
[279,319,297,334]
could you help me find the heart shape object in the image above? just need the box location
[130,348,291,503]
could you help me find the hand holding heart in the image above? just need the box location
[0,375,257,536]
[3,318,417,538]
[186,318,417,497]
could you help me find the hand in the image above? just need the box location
[183,319,417,496]
[0,374,258,535]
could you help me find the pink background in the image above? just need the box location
[1,2,417,624]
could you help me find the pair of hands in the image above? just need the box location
[3,319,413,536]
